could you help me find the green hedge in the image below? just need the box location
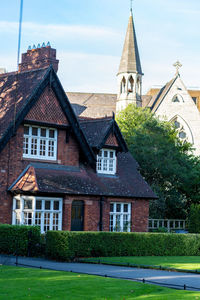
[0,224,41,256]
[188,204,200,233]
[46,231,200,261]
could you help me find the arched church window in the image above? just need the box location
[137,78,140,93]
[128,76,134,93]
[172,94,184,103]
[120,77,126,94]
[171,116,193,144]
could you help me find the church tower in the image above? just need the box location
[116,9,143,113]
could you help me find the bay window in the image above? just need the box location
[23,125,57,160]
[12,196,62,233]
[109,202,131,232]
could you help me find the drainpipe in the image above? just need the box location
[99,197,105,231]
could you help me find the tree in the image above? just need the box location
[117,104,200,219]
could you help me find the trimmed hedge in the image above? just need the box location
[188,204,200,233]
[0,224,41,256]
[46,231,200,261]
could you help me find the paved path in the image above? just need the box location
[1,255,200,291]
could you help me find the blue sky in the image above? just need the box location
[0,0,200,93]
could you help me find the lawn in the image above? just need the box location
[81,256,200,271]
[0,265,199,300]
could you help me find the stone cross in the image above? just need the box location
[173,60,182,75]
[130,0,133,11]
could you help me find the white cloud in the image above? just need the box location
[0,21,122,41]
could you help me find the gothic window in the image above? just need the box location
[128,76,134,93]
[120,77,126,94]
[174,119,187,142]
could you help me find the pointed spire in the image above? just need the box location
[118,9,142,75]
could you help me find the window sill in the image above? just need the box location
[22,158,61,164]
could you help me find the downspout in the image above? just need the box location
[99,196,105,231]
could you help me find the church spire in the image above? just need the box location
[116,9,143,113]
[118,9,142,76]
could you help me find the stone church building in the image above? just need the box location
[68,9,200,156]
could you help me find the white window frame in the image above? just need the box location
[109,202,131,232]
[96,148,116,175]
[23,125,57,161]
[12,195,62,233]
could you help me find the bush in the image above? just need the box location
[188,204,200,233]
[46,231,200,261]
[0,224,41,256]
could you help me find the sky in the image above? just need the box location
[0,0,200,94]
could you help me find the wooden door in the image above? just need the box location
[71,201,84,231]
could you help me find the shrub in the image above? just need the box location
[0,224,41,256]
[188,204,200,233]
[46,231,200,261]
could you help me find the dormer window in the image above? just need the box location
[23,125,57,160]
[97,149,116,175]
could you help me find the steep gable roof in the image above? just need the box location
[0,66,95,166]
[79,117,128,152]
[150,75,178,112]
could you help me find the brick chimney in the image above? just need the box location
[18,42,59,73]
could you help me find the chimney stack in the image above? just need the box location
[0,68,6,74]
[18,42,59,73]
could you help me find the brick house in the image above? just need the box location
[0,45,156,233]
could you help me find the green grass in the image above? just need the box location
[0,265,199,299]
[82,256,200,271]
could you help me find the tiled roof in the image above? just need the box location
[79,117,113,147]
[10,155,156,199]
[0,67,49,139]
[67,92,116,117]
[68,92,151,117]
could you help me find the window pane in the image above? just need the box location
[24,200,32,209]
[16,199,20,209]
[40,139,46,156]
[110,203,114,212]
[45,201,51,210]
[116,204,121,212]
[104,150,108,158]
[54,201,59,210]
[49,129,55,138]
[24,212,32,225]
[52,213,59,230]
[32,127,38,136]
[110,151,114,158]
[124,204,128,212]
[99,150,102,157]
[31,138,37,155]
[35,212,42,226]
[36,200,42,210]
[24,126,29,135]
[44,213,50,232]
[103,159,108,171]
[23,137,29,154]
[41,128,46,137]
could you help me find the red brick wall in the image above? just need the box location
[61,195,149,232]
